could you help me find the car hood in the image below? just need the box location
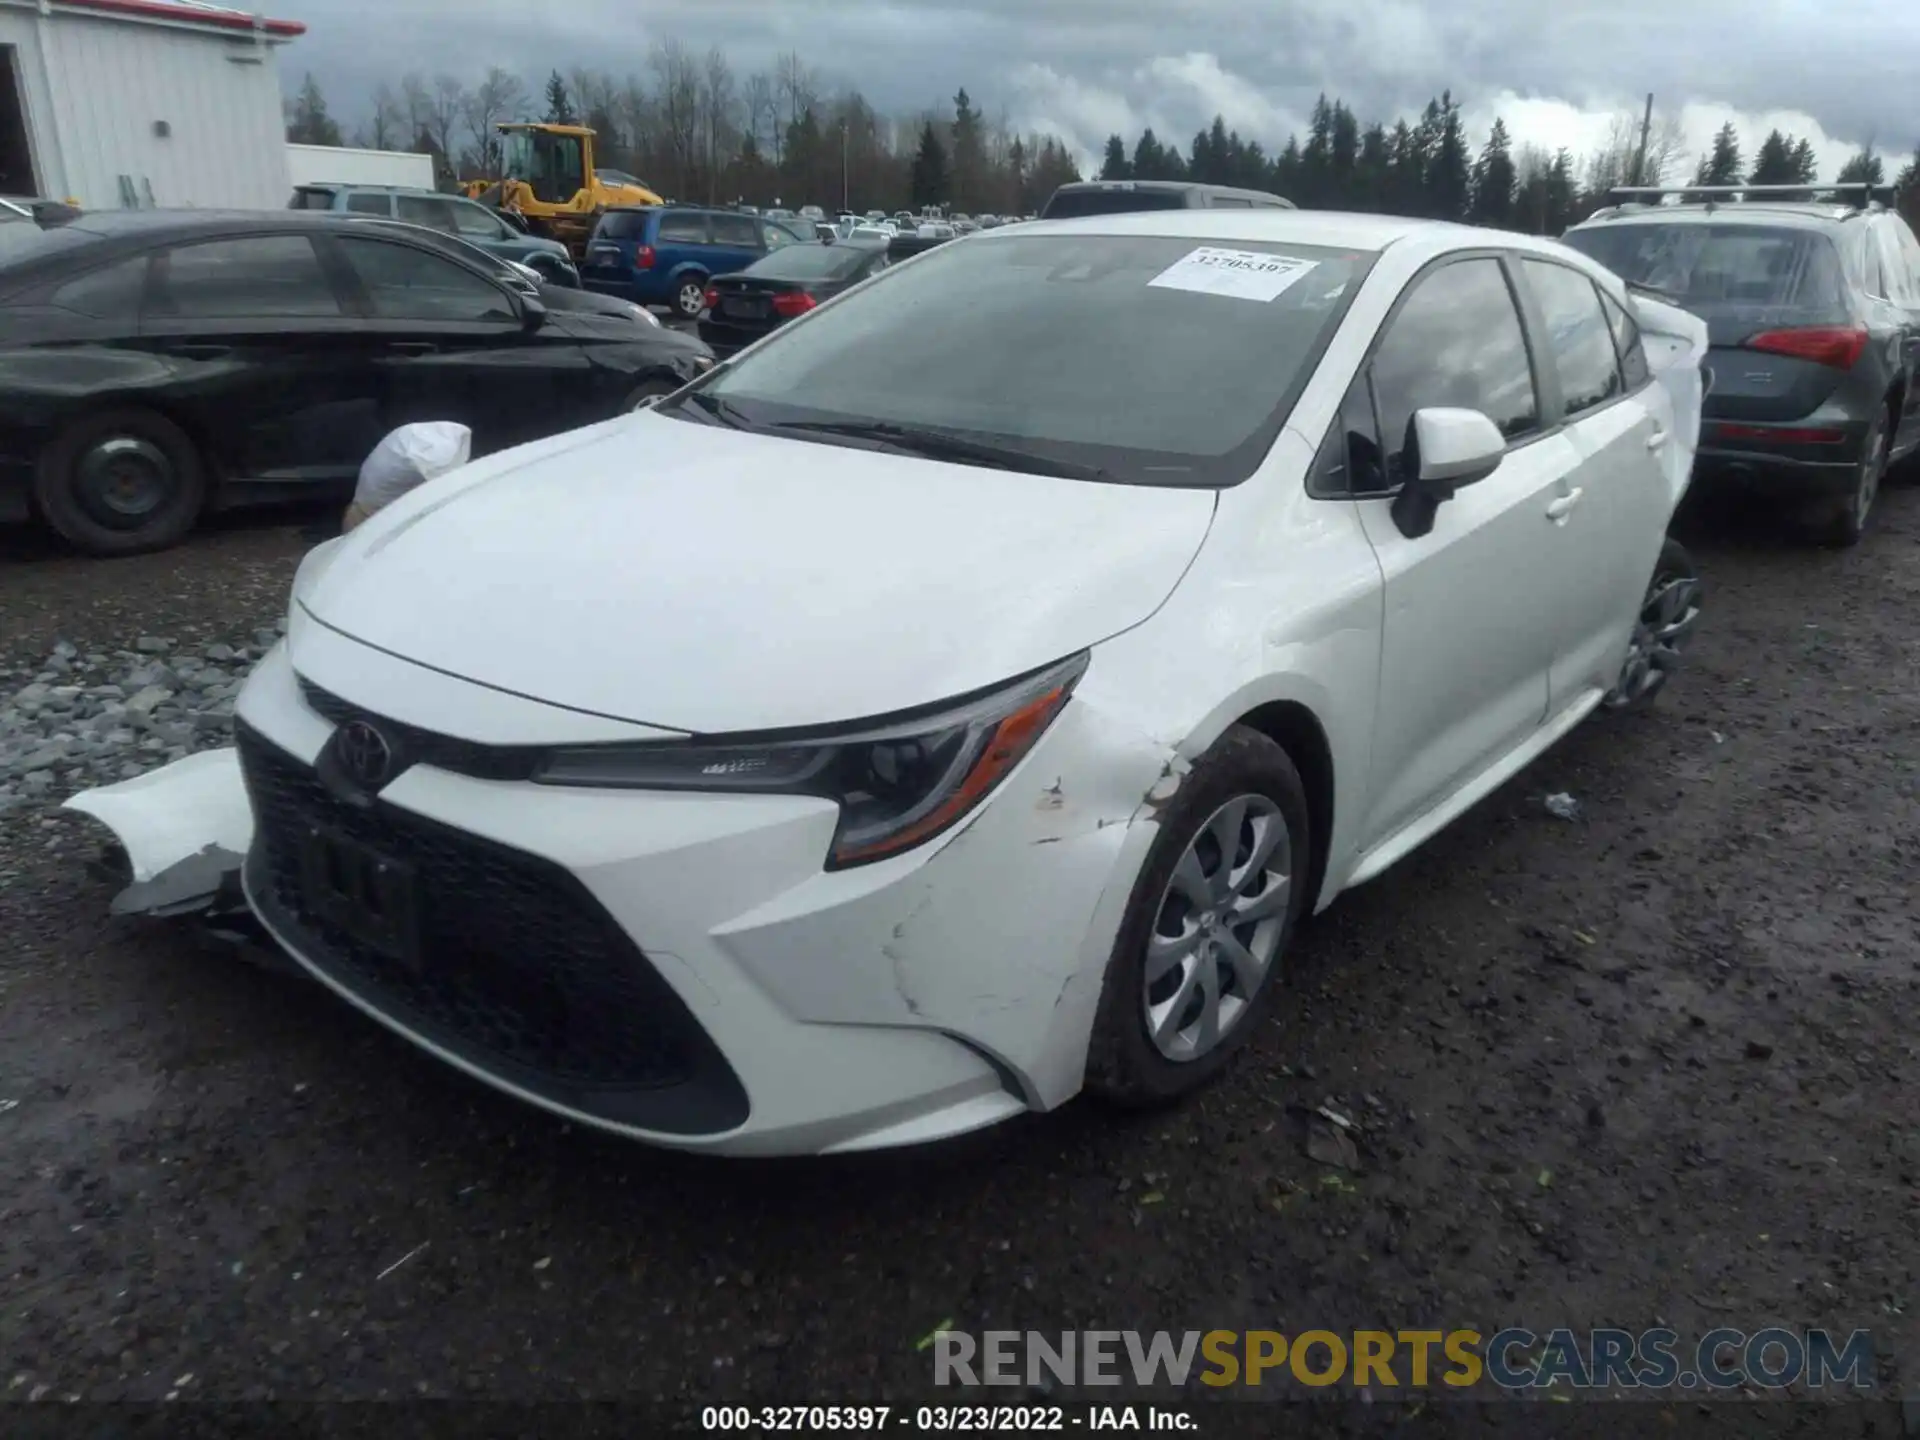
[301,414,1217,734]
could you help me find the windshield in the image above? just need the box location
[747,244,877,281]
[1043,188,1189,219]
[687,232,1372,487]
[1560,222,1847,316]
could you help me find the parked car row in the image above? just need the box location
[0,209,715,553]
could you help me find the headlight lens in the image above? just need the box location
[532,653,1087,867]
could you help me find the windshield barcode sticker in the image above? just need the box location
[1148,248,1318,302]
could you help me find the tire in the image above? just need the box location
[1604,536,1703,711]
[1815,405,1889,548]
[673,275,709,321]
[622,377,682,413]
[33,408,207,556]
[1085,725,1312,1107]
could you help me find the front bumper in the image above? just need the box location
[233,633,1165,1155]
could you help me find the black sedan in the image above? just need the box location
[0,210,715,554]
[697,240,891,356]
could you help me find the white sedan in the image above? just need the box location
[233,210,1707,1155]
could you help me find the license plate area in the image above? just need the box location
[721,296,767,318]
[298,824,420,967]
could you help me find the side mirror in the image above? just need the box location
[1390,407,1505,539]
[499,210,528,233]
[519,293,549,331]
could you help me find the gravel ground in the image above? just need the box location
[1,487,1918,1423]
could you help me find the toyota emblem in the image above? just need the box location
[334,720,394,789]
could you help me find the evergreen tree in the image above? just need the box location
[1749,129,1795,185]
[1132,128,1170,181]
[543,71,575,126]
[1835,147,1884,185]
[1543,148,1577,233]
[1470,118,1516,227]
[1896,147,1920,232]
[1100,134,1131,181]
[1690,122,1743,186]
[1385,120,1423,215]
[950,88,987,212]
[1352,123,1389,211]
[1426,91,1471,220]
[1300,94,1335,205]
[286,72,343,146]
[1272,136,1303,201]
[1007,136,1029,212]
[910,121,948,208]
[1788,137,1818,184]
[1329,101,1360,198]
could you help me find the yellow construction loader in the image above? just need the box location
[466,123,662,260]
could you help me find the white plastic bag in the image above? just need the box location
[342,422,471,532]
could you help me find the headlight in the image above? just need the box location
[532,653,1087,868]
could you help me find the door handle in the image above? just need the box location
[1645,426,1668,449]
[385,341,438,355]
[1545,488,1583,521]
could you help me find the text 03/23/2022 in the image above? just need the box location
[701,1405,1195,1431]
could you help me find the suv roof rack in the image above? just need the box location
[1603,182,1895,211]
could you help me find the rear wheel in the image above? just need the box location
[1605,537,1703,710]
[34,409,207,556]
[623,377,681,412]
[674,276,709,321]
[1816,405,1888,548]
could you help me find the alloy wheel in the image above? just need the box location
[1142,794,1292,1062]
[1606,552,1702,709]
[677,281,706,319]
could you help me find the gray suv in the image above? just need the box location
[290,184,580,288]
[1562,184,1920,545]
[1039,180,1295,219]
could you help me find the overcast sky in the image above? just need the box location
[280,0,1919,181]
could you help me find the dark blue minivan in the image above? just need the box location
[582,206,813,319]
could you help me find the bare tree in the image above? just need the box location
[744,72,778,164]
[427,74,466,166]
[400,73,433,145]
[650,39,701,198]
[699,47,738,203]
[1581,106,1689,196]
[616,76,652,180]
[367,82,403,150]
[462,67,527,176]
[775,50,817,138]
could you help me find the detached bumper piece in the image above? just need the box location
[236,721,749,1136]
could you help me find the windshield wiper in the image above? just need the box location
[767,420,1111,481]
[671,390,756,429]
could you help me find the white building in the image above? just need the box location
[0,0,302,211]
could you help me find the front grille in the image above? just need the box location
[299,678,539,782]
[238,721,747,1135]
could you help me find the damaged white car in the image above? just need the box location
[73,211,1708,1156]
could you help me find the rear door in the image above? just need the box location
[139,232,382,485]
[1514,256,1668,710]
[1869,217,1920,459]
[324,230,601,453]
[708,211,765,274]
[1348,254,1573,853]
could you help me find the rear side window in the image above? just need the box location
[1522,259,1622,418]
[345,192,392,216]
[1872,222,1914,305]
[290,188,336,211]
[1601,292,1651,390]
[711,214,759,246]
[594,210,651,241]
[1210,197,1253,208]
[1370,257,1538,484]
[152,235,341,318]
[395,194,457,232]
[656,212,708,243]
[334,236,516,322]
[1560,222,1847,314]
[51,257,148,320]
[448,200,507,240]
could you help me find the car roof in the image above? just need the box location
[60,209,453,240]
[1001,207,1479,253]
[1570,203,1863,232]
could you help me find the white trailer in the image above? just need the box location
[286,142,435,191]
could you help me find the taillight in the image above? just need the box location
[771,291,817,318]
[702,286,719,311]
[1743,325,1867,369]
[632,244,656,271]
[1712,422,1846,444]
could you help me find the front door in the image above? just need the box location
[1347,254,1564,853]
[323,231,589,455]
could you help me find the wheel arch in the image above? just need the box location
[1227,699,1336,915]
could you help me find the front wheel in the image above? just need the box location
[1604,536,1703,710]
[1086,726,1311,1106]
[623,377,681,413]
[674,276,708,321]
[34,409,208,556]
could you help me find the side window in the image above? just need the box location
[1872,223,1913,305]
[345,192,393,216]
[1521,259,1622,419]
[152,235,341,319]
[711,214,759,246]
[449,201,507,240]
[656,212,709,244]
[1209,196,1253,208]
[334,237,518,322]
[762,222,797,250]
[1370,257,1538,487]
[394,194,458,233]
[51,257,148,320]
[1310,374,1387,498]
[1859,235,1886,299]
[1600,292,1651,390]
